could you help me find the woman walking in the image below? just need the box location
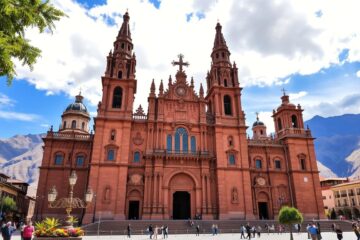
[23,222,34,240]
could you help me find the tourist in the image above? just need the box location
[331,223,337,232]
[306,224,311,239]
[335,226,343,240]
[245,223,251,239]
[251,225,256,237]
[148,225,153,239]
[297,223,301,233]
[214,224,218,235]
[163,225,168,239]
[211,224,215,235]
[316,222,322,240]
[307,223,318,240]
[256,225,261,238]
[153,226,158,240]
[196,225,200,236]
[22,222,34,240]
[353,223,360,240]
[127,224,131,238]
[19,222,25,240]
[240,225,245,239]
[1,222,16,240]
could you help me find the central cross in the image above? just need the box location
[172,54,189,72]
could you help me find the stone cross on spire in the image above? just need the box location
[172,54,189,72]
[281,88,286,96]
[256,112,259,121]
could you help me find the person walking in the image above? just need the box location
[1,222,16,240]
[240,225,245,239]
[215,224,218,235]
[211,224,215,235]
[297,223,301,233]
[335,226,343,240]
[148,225,153,239]
[19,222,24,240]
[316,222,322,240]
[245,223,251,239]
[353,223,360,240]
[127,224,131,238]
[22,222,34,240]
[162,225,168,239]
[307,223,318,240]
[196,225,200,236]
[153,226,158,240]
[256,225,261,238]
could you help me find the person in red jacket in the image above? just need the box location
[22,222,34,240]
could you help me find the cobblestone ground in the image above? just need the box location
[12,232,356,240]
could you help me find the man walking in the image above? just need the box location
[240,225,245,239]
[307,223,318,240]
[127,224,131,238]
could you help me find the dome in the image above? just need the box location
[252,120,265,127]
[64,95,89,114]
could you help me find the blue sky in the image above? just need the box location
[1,0,360,138]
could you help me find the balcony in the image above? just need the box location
[349,192,355,196]
[341,194,347,197]
[275,128,312,139]
[147,149,212,158]
[335,194,340,198]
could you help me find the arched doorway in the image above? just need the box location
[257,192,270,219]
[173,191,191,219]
[127,189,142,220]
[168,173,196,219]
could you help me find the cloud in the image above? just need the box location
[356,70,360,78]
[0,111,39,121]
[289,91,308,100]
[0,93,14,107]
[12,0,360,115]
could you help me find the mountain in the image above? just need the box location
[305,114,360,178]
[0,134,44,197]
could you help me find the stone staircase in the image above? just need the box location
[82,220,354,235]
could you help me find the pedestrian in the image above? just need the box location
[163,225,168,239]
[148,225,153,239]
[153,226,158,240]
[215,224,218,235]
[22,222,34,240]
[245,223,251,239]
[307,223,318,240]
[306,223,311,239]
[196,225,200,236]
[264,224,269,234]
[353,223,360,240]
[297,223,301,233]
[256,225,261,238]
[1,222,16,240]
[211,224,215,235]
[19,222,25,240]
[331,223,336,232]
[251,226,255,238]
[127,224,131,238]
[240,225,245,239]
[316,222,322,240]
[335,226,343,240]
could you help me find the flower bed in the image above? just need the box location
[34,217,84,239]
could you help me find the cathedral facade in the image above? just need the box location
[36,12,324,223]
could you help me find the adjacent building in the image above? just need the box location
[320,177,348,217]
[332,180,360,219]
[36,11,325,223]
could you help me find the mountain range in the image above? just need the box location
[0,113,359,197]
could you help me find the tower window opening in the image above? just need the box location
[54,153,64,165]
[118,71,123,79]
[228,136,233,147]
[224,95,232,115]
[63,121,67,129]
[300,158,306,170]
[112,87,123,108]
[81,122,85,130]
[277,118,282,130]
[121,43,125,49]
[255,159,262,169]
[76,155,84,166]
[224,79,228,87]
[107,149,115,161]
[128,45,131,51]
[228,154,236,165]
[133,152,140,163]
[291,115,298,128]
[71,120,76,129]
[216,53,219,58]
[260,130,263,135]
[275,160,281,169]
[222,52,225,58]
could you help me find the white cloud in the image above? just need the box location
[289,91,308,100]
[13,0,360,114]
[0,93,14,107]
[0,111,39,121]
[356,70,360,78]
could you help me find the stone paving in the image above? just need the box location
[11,232,356,240]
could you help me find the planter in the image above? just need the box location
[34,238,82,240]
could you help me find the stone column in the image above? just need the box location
[159,173,164,213]
[202,175,206,212]
[206,175,212,213]
[154,172,158,210]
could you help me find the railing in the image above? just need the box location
[149,149,211,157]
[132,114,147,120]
[275,128,312,139]
[47,131,93,140]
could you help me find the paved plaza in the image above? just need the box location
[10,232,356,240]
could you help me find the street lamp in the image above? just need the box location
[48,170,93,228]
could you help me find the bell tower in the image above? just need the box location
[205,22,254,219]
[84,11,136,223]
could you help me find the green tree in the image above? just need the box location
[278,206,304,240]
[1,196,17,213]
[0,0,65,84]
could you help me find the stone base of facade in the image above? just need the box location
[34,238,82,240]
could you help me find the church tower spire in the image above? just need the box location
[211,22,231,66]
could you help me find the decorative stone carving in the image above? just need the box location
[129,174,143,185]
[231,187,239,204]
[132,132,144,145]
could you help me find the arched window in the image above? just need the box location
[121,43,125,49]
[277,118,282,130]
[118,71,123,79]
[76,155,84,166]
[167,134,172,152]
[107,149,115,161]
[228,154,235,165]
[224,95,232,115]
[112,87,123,108]
[71,120,76,129]
[300,158,306,170]
[191,136,196,153]
[54,153,64,165]
[255,159,262,169]
[81,122,85,130]
[260,130,263,135]
[133,152,140,163]
[110,130,116,141]
[275,160,281,169]
[224,79,228,87]
[175,127,188,153]
[63,121,67,129]
[291,115,298,128]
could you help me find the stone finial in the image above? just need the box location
[190,77,194,88]
[159,79,164,96]
[199,83,204,98]
[168,75,172,85]
[150,79,155,94]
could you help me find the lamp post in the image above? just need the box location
[47,171,93,228]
